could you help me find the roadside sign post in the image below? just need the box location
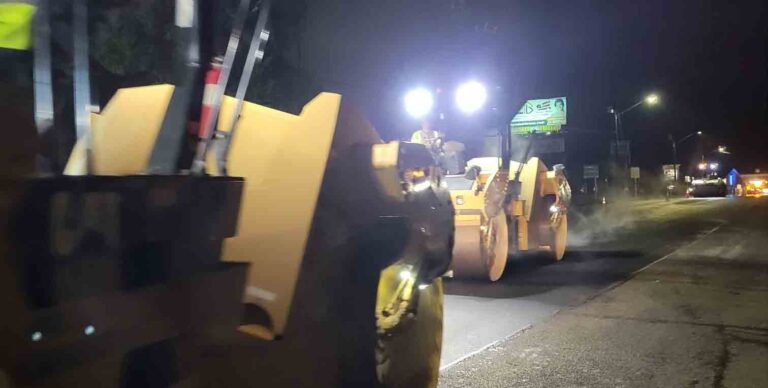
[662,164,680,182]
[630,167,640,196]
[583,165,600,196]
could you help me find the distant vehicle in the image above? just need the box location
[688,177,727,197]
[740,174,768,197]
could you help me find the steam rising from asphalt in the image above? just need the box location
[567,199,639,247]
[567,198,711,247]
[568,199,664,247]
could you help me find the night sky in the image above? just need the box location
[290,0,767,173]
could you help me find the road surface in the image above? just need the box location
[439,196,768,387]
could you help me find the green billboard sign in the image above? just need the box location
[510,97,567,135]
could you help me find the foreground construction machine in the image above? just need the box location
[446,152,570,281]
[1,1,452,387]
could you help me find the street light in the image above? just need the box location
[455,81,487,114]
[610,93,661,143]
[670,130,702,182]
[404,87,434,119]
[609,93,660,187]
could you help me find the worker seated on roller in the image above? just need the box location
[409,119,468,174]
[410,119,444,154]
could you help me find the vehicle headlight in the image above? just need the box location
[455,195,464,205]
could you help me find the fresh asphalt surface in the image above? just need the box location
[439,196,767,386]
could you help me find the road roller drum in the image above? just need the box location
[447,157,570,281]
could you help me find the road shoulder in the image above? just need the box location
[440,222,768,388]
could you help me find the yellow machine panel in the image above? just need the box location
[213,93,341,335]
[63,86,339,335]
[64,84,175,175]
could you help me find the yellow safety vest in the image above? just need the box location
[410,129,442,146]
[0,3,36,50]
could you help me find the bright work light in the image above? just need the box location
[404,88,434,118]
[455,81,487,114]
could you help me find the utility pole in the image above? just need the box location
[672,140,677,182]
[609,94,658,191]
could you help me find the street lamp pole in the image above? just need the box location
[669,131,702,182]
[613,96,657,139]
[610,94,659,189]
[672,140,678,182]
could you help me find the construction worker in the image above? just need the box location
[410,119,444,153]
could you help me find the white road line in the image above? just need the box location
[630,223,723,276]
[440,324,535,372]
[588,223,724,299]
[440,223,725,372]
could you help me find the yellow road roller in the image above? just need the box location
[445,156,570,281]
[3,1,452,385]
[56,84,454,387]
